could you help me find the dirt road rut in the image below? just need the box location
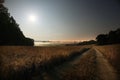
[32,48,118,80]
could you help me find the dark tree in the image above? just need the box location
[116,28,120,43]
[108,30,117,44]
[96,28,120,45]
[96,34,108,45]
[108,29,120,44]
[0,1,34,46]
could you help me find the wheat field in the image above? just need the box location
[0,46,89,80]
[0,44,119,80]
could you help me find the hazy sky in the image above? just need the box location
[4,0,120,41]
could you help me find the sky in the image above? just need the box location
[4,0,120,41]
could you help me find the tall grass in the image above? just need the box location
[0,46,88,80]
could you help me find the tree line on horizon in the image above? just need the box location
[96,28,120,45]
[0,0,34,46]
[77,28,120,45]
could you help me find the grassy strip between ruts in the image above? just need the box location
[95,44,120,79]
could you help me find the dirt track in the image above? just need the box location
[95,48,117,80]
[32,48,118,80]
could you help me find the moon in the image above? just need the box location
[28,14,37,22]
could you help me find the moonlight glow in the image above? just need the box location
[5,0,120,41]
[28,14,37,22]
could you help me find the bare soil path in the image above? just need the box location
[95,48,117,80]
[32,48,118,80]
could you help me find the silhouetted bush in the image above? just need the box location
[96,34,108,45]
[108,29,120,44]
[0,1,34,46]
[96,28,120,45]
